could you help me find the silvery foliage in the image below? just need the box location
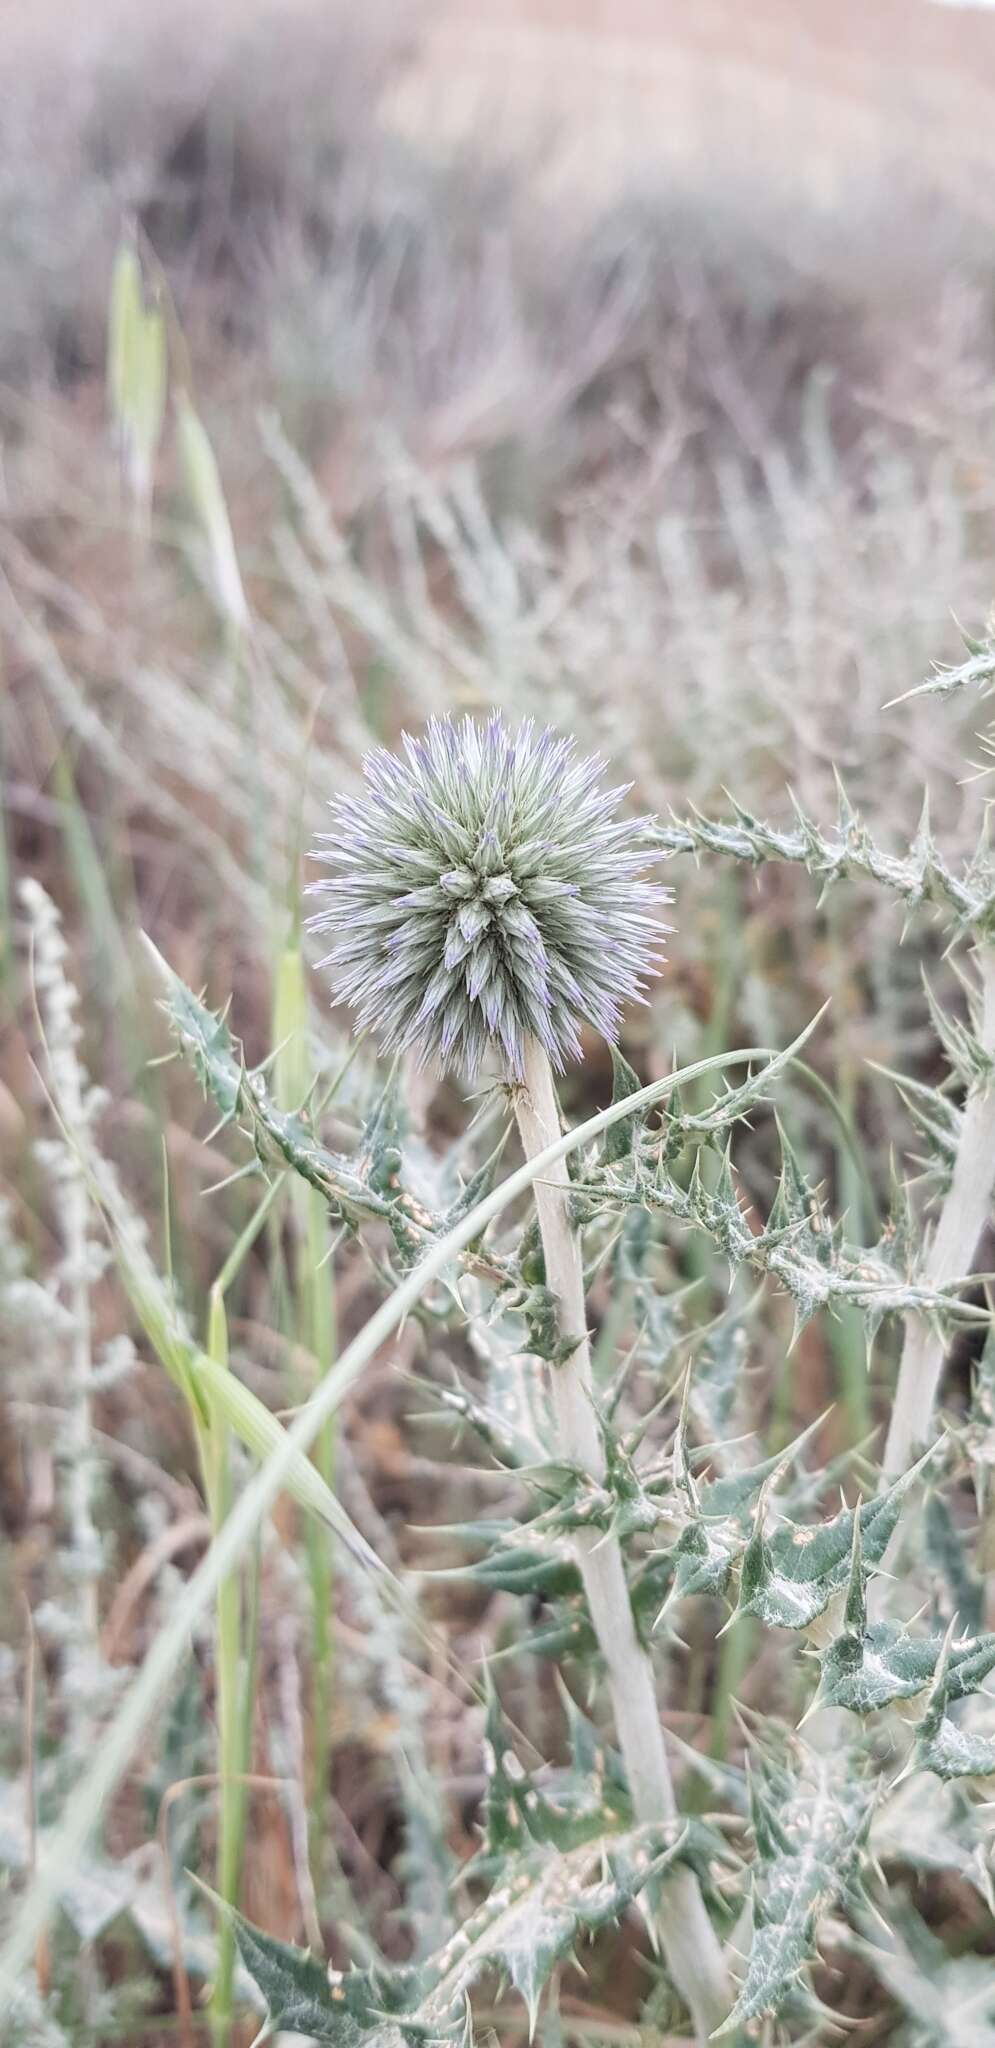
[157,964,995,2037]
[208,1680,729,2048]
[309,714,669,1075]
[82,665,995,2038]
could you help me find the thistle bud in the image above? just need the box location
[310,714,670,1076]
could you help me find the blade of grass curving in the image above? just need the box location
[203,1286,242,2046]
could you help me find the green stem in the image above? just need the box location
[204,1288,245,2048]
[710,1616,754,1762]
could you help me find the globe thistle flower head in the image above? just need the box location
[309,714,671,1077]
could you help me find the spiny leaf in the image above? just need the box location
[419,1822,695,2040]
[854,1896,995,2046]
[530,1431,663,1544]
[671,1368,700,1512]
[478,1678,630,1863]
[914,1711,995,1782]
[873,1775,995,1909]
[428,1524,582,1601]
[520,1281,583,1364]
[734,1452,933,1632]
[876,1158,918,1282]
[720,1741,873,2032]
[875,1065,962,1195]
[601,1043,645,1164]
[911,1629,995,1781]
[575,1134,985,1343]
[888,629,995,707]
[492,1602,596,1664]
[414,1372,553,1477]
[662,1413,833,1611]
[666,1512,744,1606]
[684,1308,752,1444]
[218,1899,421,2047]
[654,783,982,929]
[820,1516,995,1715]
[358,1066,408,1197]
[924,974,995,1091]
[819,1621,995,1716]
[924,1492,984,1636]
[436,1137,509,1234]
[766,1117,829,1250]
[143,938,503,1279]
[220,1822,692,2046]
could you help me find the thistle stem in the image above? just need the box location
[883,944,995,1480]
[512,1035,730,2043]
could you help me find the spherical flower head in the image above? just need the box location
[309,714,671,1077]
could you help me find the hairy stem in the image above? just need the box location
[883,945,995,1479]
[513,1036,730,2043]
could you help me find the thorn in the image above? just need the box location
[138,929,173,982]
[796,1687,825,1730]
[203,1108,239,1146]
[200,1159,260,1197]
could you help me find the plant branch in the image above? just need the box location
[652,791,990,930]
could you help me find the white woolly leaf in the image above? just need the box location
[721,1743,872,2032]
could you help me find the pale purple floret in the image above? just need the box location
[308,714,671,1077]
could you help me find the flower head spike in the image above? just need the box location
[309,714,671,1077]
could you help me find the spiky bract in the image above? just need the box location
[310,715,669,1076]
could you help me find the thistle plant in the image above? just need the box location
[311,713,728,2036]
[12,257,995,2046]
[10,694,995,2038]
